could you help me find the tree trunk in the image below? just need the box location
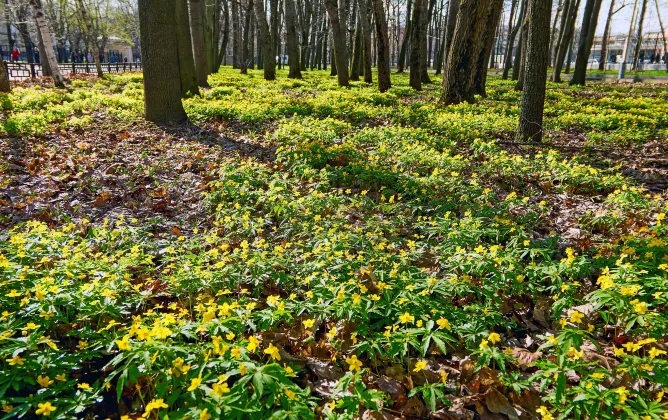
[552,0,571,66]
[511,18,524,81]
[217,0,231,69]
[409,0,426,89]
[514,17,527,89]
[443,0,460,59]
[176,0,200,96]
[75,0,103,78]
[232,0,241,67]
[420,0,433,82]
[631,0,647,71]
[501,0,522,79]
[270,0,279,66]
[0,61,10,93]
[255,0,277,79]
[30,0,65,87]
[324,0,350,86]
[285,0,302,77]
[35,21,51,76]
[570,0,603,85]
[360,0,373,82]
[473,0,502,96]
[598,0,615,70]
[241,0,253,73]
[441,0,491,104]
[517,0,550,142]
[548,0,563,65]
[190,0,211,86]
[138,0,187,123]
[372,0,391,91]
[351,12,362,80]
[564,31,575,73]
[397,0,412,72]
[551,0,580,81]
[655,0,668,72]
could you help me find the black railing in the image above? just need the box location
[4,61,143,80]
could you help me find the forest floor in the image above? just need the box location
[1,69,668,420]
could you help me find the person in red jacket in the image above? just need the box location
[11,48,20,62]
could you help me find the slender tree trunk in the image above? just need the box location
[360,0,373,82]
[565,31,575,73]
[409,0,426,89]
[372,0,391,91]
[473,0,502,96]
[441,0,491,104]
[501,0,521,79]
[443,0,460,59]
[30,0,65,87]
[190,0,211,85]
[397,0,412,72]
[0,61,10,93]
[420,0,433,82]
[176,0,200,96]
[217,0,231,69]
[138,0,187,123]
[598,0,615,70]
[632,0,647,70]
[75,0,103,78]
[255,0,276,79]
[270,0,279,66]
[517,0,551,141]
[552,0,571,66]
[655,0,668,72]
[570,0,603,85]
[285,0,302,77]
[511,17,525,81]
[548,0,562,65]
[232,0,241,67]
[551,0,580,81]
[241,0,253,73]
[514,16,527,88]
[324,0,350,86]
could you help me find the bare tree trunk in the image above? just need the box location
[501,0,522,79]
[420,0,433,82]
[655,0,668,72]
[255,0,276,78]
[285,0,302,77]
[0,61,10,93]
[473,0,502,96]
[570,0,603,85]
[517,0,551,141]
[30,0,65,87]
[441,0,491,104]
[511,17,525,81]
[176,0,200,96]
[551,0,580,81]
[324,0,350,86]
[598,0,616,70]
[241,0,253,73]
[397,0,412,72]
[138,0,187,123]
[552,0,571,66]
[514,16,527,89]
[372,0,391,91]
[217,0,230,69]
[350,0,362,80]
[360,0,373,82]
[443,0,460,59]
[232,0,241,67]
[190,0,211,85]
[631,0,647,71]
[75,0,103,77]
[548,0,562,65]
[409,0,426,89]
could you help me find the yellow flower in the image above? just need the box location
[436,317,450,330]
[633,301,648,315]
[188,375,202,391]
[78,383,92,391]
[285,389,297,400]
[247,335,260,352]
[6,355,25,366]
[536,406,554,420]
[212,381,230,397]
[2,404,13,413]
[399,312,414,324]
[345,355,363,372]
[144,398,168,416]
[327,327,337,340]
[115,335,131,351]
[479,339,489,350]
[649,347,667,359]
[37,375,53,388]
[488,332,501,345]
[35,402,56,416]
[264,343,281,361]
[569,311,584,324]
[226,332,235,340]
[614,387,630,404]
[303,319,315,328]
[200,408,212,420]
[413,360,427,372]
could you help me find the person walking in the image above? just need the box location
[11,48,20,62]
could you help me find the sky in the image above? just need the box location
[594,0,666,35]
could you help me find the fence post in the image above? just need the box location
[107,62,111,73]
[30,62,36,78]
[72,62,76,74]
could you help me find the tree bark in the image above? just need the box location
[241,0,253,73]
[30,0,65,87]
[443,0,460,59]
[598,0,616,70]
[397,0,412,72]
[631,0,647,71]
[255,0,276,79]
[409,0,426,89]
[360,0,373,82]
[232,0,241,67]
[138,0,187,123]
[473,0,502,96]
[655,0,668,72]
[285,0,302,77]
[501,0,522,79]
[517,0,550,142]
[570,0,603,85]
[217,0,231,69]
[548,0,563,65]
[420,0,433,82]
[441,0,492,104]
[351,10,362,80]
[75,0,104,78]
[0,61,10,93]
[190,0,211,86]
[551,0,580,81]
[176,0,200,96]
[372,0,391,91]
[324,0,350,86]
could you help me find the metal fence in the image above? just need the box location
[4,61,143,80]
